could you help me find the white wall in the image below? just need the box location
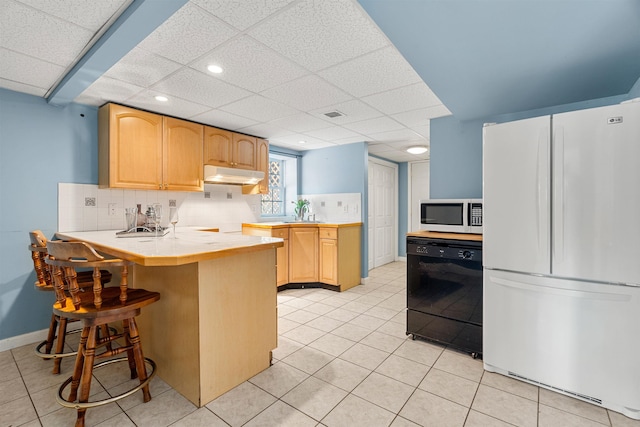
[58,183,262,233]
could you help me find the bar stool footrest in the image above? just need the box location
[56,357,156,409]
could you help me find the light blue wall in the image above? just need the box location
[429,93,634,198]
[300,142,368,278]
[0,88,98,341]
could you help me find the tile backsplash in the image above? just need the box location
[58,184,363,232]
[58,183,261,233]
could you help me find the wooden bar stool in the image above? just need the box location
[29,230,113,374]
[45,240,160,427]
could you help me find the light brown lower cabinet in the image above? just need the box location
[288,227,318,283]
[242,223,361,291]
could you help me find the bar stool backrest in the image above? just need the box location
[46,241,131,311]
[29,230,52,288]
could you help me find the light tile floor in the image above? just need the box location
[2,261,639,426]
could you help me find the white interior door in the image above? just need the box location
[409,161,429,232]
[368,158,397,269]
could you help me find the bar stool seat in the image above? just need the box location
[46,240,160,427]
[29,230,113,374]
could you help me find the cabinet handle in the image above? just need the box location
[158,184,162,190]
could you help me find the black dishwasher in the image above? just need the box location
[407,237,483,357]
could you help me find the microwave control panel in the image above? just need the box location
[469,203,483,226]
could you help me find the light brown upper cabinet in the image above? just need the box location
[163,117,204,191]
[242,137,269,195]
[99,103,203,191]
[204,126,256,170]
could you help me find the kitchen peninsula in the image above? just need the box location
[55,228,283,407]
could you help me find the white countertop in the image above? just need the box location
[55,227,283,266]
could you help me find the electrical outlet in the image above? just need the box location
[108,203,116,216]
[84,197,96,207]
[343,204,349,212]
[204,192,211,199]
[169,199,176,207]
[320,201,325,207]
[337,201,342,207]
[227,192,232,199]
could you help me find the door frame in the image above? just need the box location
[367,156,398,270]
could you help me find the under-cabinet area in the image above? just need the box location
[242,222,362,292]
[98,103,269,194]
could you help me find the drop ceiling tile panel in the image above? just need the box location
[303,126,361,141]
[189,36,308,92]
[191,0,296,31]
[411,125,430,139]
[319,46,422,97]
[343,116,404,136]
[220,95,299,123]
[125,89,211,118]
[269,133,326,146]
[152,67,251,108]
[333,136,368,145]
[0,48,65,91]
[249,0,389,71]
[366,128,425,142]
[136,3,238,65]
[367,143,395,153]
[16,0,128,31]
[268,113,332,133]
[391,108,436,128]
[1,1,93,66]
[75,75,145,106]
[261,75,352,111]
[308,100,382,125]
[190,109,258,130]
[235,123,293,139]
[104,47,182,88]
[0,78,47,97]
[362,83,444,115]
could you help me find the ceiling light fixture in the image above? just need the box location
[407,145,428,154]
[298,140,307,144]
[207,64,223,74]
[154,95,168,102]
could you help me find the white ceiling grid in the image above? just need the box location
[0,0,453,161]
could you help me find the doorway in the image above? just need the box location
[368,157,397,270]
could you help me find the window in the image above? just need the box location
[261,158,284,215]
[261,153,298,217]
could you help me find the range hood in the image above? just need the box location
[203,165,265,185]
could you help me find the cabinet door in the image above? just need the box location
[232,134,257,170]
[100,104,163,190]
[319,238,338,285]
[164,117,203,191]
[289,228,318,283]
[256,138,269,194]
[242,138,269,195]
[203,127,233,167]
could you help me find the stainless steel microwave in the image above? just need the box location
[419,199,483,234]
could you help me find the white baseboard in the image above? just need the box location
[360,277,369,285]
[0,328,49,352]
[396,256,407,262]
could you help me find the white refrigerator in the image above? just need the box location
[482,101,640,420]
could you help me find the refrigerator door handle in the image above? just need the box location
[553,126,564,265]
[491,277,631,302]
[537,127,549,256]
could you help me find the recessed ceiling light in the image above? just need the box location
[298,140,307,144]
[154,95,168,102]
[207,64,223,74]
[407,145,428,154]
